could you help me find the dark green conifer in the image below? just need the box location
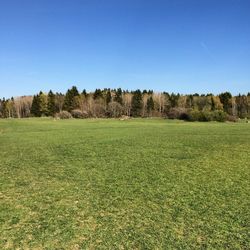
[47,90,57,116]
[131,89,142,117]
[63,86,80,111]
[146,96,154,115]
[114,88,122,105]
[31,95,41,117]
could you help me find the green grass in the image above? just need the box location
[0,118,249,249]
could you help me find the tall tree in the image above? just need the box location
[114,88,123,105]
[219,92,232,114]
[131,90,142,117]
[39,91,48,116]
[106,89,112,105]
[47,90,57,116]
[93,89,103,100]
[63,86,80,112]
[82,89,87,97]
[146,96,154,115]
[31,95,41,117]
[169,93,180,108]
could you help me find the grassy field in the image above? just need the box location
[0,118,249,249]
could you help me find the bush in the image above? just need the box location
[179,112,190,121]
[55,111,72,119]
[212,110,227,122]
[188,110,202,121]
[202,111,214,121]
[106,102,123,118]
[167,108,188,120]
[71,109,88,119]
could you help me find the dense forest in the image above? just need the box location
[0,87,250,121]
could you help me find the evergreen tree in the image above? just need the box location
[114,88,122,105]
[47,90,57,116]
[93,89,103,100]
[169,93,180,107]
[31,95,41,117]
[131,89,142,117]
[219,92,232,113]
[63,86,80,112]
[71,86,79,96]
[1,98,8,118]
[106,89,112,105]
[82,89,87,97]
[146,96,154,115]
[0,99,2,118]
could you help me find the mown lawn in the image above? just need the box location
[0,118,249,249]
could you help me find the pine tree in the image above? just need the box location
[82,89,87,97]
[31,95,41,117]
[1,98,8,118]
[146,96,154,115]
[169,93,180,108]
[114,88,122,105]
[63,86,80,112]
[106,89,112,105]
[93,89,103,100]
[219,92,232,114]
[71,86,79,97]
[47,90,57,116]
[131,90,142,117]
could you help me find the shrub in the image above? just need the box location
[202,111,213,121]
[107,102,123,118]
[179,112,190,121]
[71,109,88,119]
[188,110,202,121]
[55,111,72,119]
[212,110,227,122]
[167,108,188,120]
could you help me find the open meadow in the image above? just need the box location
[0,118,249,249]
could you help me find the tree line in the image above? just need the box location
[0,87,250,121]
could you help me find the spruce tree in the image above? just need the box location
[82,89,87,97]
[1,98,8,118]
[93,89,103,100]
[31,95,41,117]
[106,89,112,105]
[169,93,180,108]
[146,96,154,114]
[114,88,122,105]
[63,86,80,112]
[131,89,142,117]
[219,92,232,114]
[71,86,79,97]
[47,90,57,116]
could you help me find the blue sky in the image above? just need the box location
[0,0,249,98]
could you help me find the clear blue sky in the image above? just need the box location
[0,0,249,98]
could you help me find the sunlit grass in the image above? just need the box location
[0,118,249,249]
